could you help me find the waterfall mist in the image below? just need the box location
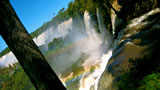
[45,10,113,90]
[0,8,113,90]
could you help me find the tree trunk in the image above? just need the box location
[0,0,66,90]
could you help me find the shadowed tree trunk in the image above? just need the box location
[106,0,126,21]
[0,0,66,90]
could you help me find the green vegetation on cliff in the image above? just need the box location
[117,19,160,89]
[0,63,35,90]
[1,0,112,57]
[0,48,10,58]
[118,57,160,89]
[118,0,160,20]
[30,0,113,38]
[2,0,160,89]
[116,0,160,89]
[48,37,64,50]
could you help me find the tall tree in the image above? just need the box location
[0,0,66,89]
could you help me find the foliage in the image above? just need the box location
[139,73,160,90]
[1,0,113,88]
[118,0,160,20]
[0,47,10,58]
[30,20,56,38]
[58,8,65,15]
[29,0,160,39]
[90,66,96,73]
[1,0,113,54]
[0,63,35,90]
[48,37,64,50]
[66,0,98,16]
[118,56,160,90]
[61,53,87,78]
[71,53,87,77]
[118,72,160,90]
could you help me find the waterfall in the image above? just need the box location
[77,11,113,90]
[97,8,112,53]
[0,10,113,90]
[98,8,160,89]
[0,2,160,89]
[84,11,100,41]
[96,8,105,42]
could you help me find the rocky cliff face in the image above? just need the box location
[0,0,160,89]
[0,18,73,67]
[0,52,17,67]
[98,0,160,89]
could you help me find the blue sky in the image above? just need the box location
[0,0,71,52]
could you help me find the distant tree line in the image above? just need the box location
[1,0,113,58]
[48,37,64,50]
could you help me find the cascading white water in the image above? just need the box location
[0,9,113,90]
[0,2,159,89]
[97,8,112,53]
[80,10,113,90]
[65,10,113,90]
[84,11,100,41]
[47,10,113,90]
[97,8,160,90]
[97,8,106,42]
[60,8,160,90]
